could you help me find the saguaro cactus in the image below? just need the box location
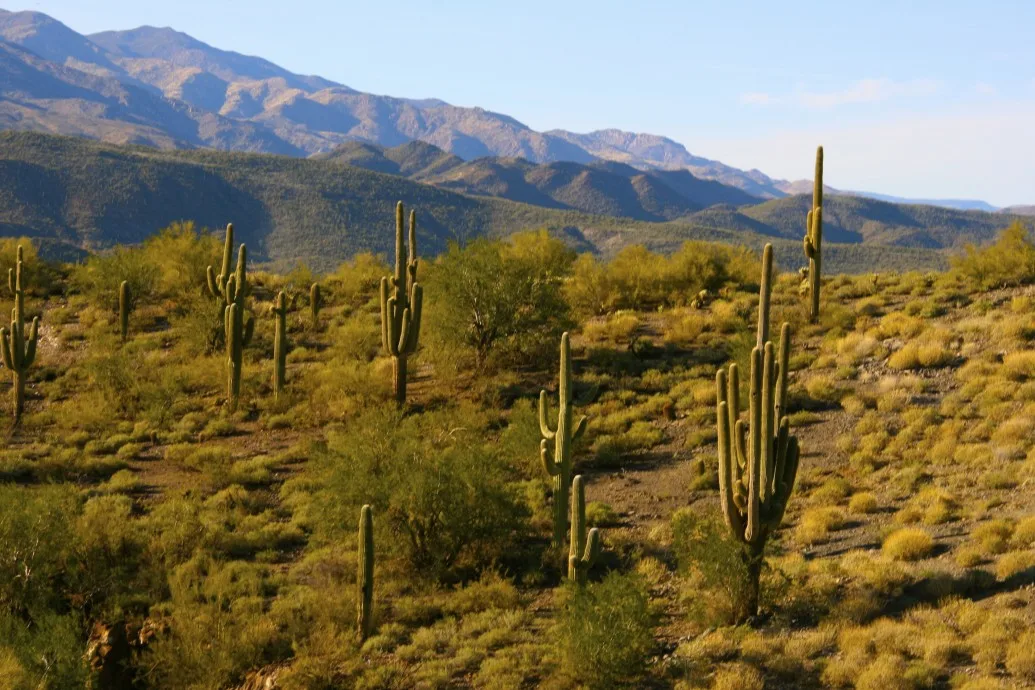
[1,246,38,423]
[715,243,801,622]
[207,223,237,309]
[272,291,288,399]
[379,202,422,405]
[119,280,131,343]
[358,504,374,640]
[568,475,601,585]
[802,146,824,323]
[222,256,253,411]
[540,332,588,549]
[309,283,321,329]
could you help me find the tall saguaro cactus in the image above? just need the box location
[379,202,423,405]
[309,283,321,329]
[119,280,131,343]
[803,146,824,323]
[715,243,801,622]
[568,475,601,585]
[1,246,38,423]
[207,224,241,310]
[272,291,288,399]
[540,332,588,549]
[222,248,253,411]
[358,504,374,640]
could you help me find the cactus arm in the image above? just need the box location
[584,527,600,565]
[0,328,11,370]
[206,265,219,298]
[408,209,418,281]
[540,439,560,476]
[757,244,773,349]
[572,414,587,440]
[379,277,390,352]
[242,313,254,347]
[404,284,423,354]
[761,342,775,502]
[539,390,557,439]
[23,317,37,368]
[394,202,406,292]
[397,308,411,356]
[775,324,790,423]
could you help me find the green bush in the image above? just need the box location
[555,572,655,688]
[953,221,1035,289]
[671,509,755,625]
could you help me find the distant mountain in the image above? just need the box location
[1003,205,1035,217]
[1,130,1024,278]
[316,140,760,221]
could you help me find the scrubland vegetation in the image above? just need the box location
[2,211,1035,689]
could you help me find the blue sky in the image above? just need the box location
[10,0,1035,205]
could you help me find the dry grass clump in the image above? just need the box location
[796,507,846,546]
[882,529,934,561]
[848,492,879,515]
[887,339,955,370]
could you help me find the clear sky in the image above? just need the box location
[8,0,1035,206]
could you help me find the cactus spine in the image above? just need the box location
[540,332,588,549]
[222,244,253,411]
[803,146,824,323]
[568,475,600,585]
[716,243,801,622]
[379,202,422,405]
[272,291,288,399]
[1,246,38,423]
[358,504,374,640]
[119,280,131,343]
[309,282,321,329]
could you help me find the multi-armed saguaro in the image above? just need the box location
[540,332,588,549]
[715,243,801,622]
[802,146,824,323]
[379,202,422,405]
[1,246,38,423]
[357,504,374,640]
[568,475,600,585]
[119,280,131,343]
[208,225,253,410]
[272,291,288,400]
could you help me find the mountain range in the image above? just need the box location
[0,7,1021,213]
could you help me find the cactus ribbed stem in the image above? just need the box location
[715,243,801,621]
[803,146,824,323]
[358,504,374,640]
[119,280,130,343]
[272,291,288,400]
[568,475,600,585]
[309,282,321,329]
[540,332,588,550]
[379,202,422,405]
[1,245,38,423]
[221,243,253,411]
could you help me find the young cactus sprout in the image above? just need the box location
[714,243,801,622]
[540,332,588,550]
[568,475,600,585]
[358,504,374,640]
[1,245,39,423]
[379,202,422,405]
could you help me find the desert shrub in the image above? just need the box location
[671,509,754,624]
[883,529,935,561]
[555,572,654,688]
[307,406,529,577]
[953,221,1035,289]
[424,232,574,369]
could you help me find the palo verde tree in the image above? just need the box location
[802,146,824,323]
[715,243,801,622]
[379,202,423,405]
[540,331,588,550]
[0,245,39,423]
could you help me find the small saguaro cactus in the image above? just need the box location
[358,504,374,640]
[1,246,38,423]
[715,243,801,622]
[119,280,131,342]
[309,282,321,329]
[272,291,288,399]
[379,202,423,405]
[540,332,588,550]
[223,267,254,412]
[568,475,601,585]
[802,146,824,323]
